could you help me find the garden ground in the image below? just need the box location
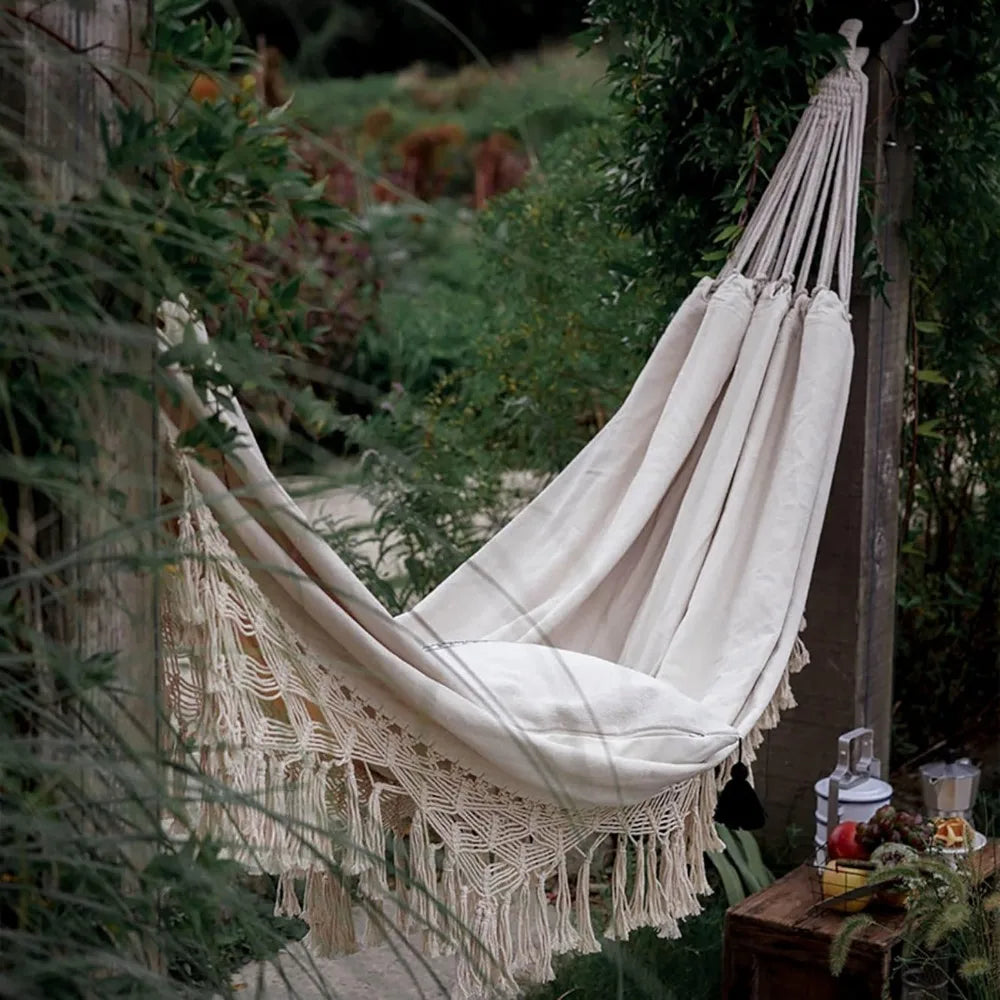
[232,909,456,999]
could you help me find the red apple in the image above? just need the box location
[828,820,869,860]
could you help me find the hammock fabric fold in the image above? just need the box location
[160,25,868,998]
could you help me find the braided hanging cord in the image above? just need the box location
[722,20,869,299]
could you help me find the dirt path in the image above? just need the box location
[232,935,456,1000]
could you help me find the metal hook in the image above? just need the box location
[902,0,920,25]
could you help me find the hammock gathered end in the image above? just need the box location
[723,19,868,298]
[160,24,868,999]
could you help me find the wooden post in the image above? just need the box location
[758,24,914,849]
[17,0,148,198]
[4,0,158,868]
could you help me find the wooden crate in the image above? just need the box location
[722,842,999,1000]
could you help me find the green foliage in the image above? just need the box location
[829,853,1000,997]
[583,0,844,285]
[292,44,611,147]
[523,895,726,1000]
[828,912,875,978]
[401,120,667,465]
[892,11,1000,761]
[0,0,355,993]
[706,825,775,906]
[0,614,309,996]
[857,855,1000,1000]
[148,845,307,988]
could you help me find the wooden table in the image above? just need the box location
[722,842,998,1000]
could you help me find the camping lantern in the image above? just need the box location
[814,728,893,862]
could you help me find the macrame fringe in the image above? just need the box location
[162,455,812,1000]
[302,869,358,956]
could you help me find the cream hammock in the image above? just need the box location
[160,24,868,998]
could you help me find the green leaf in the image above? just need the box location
[733,829,775,887]
[176,414,241,456]
[914,320,943,334]
[716,824,765,895]
[714,223,743,244]
[916,369,949,385]
[706,849,746,907]
[916,419,945,440]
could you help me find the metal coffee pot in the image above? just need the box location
[920,757,981,820]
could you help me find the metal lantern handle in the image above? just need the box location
[902,0,920,26]
[826,728,882,841]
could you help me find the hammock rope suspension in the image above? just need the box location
[160,22,870,999]
[724,20,867,298]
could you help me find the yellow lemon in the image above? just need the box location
[821,860,870,913]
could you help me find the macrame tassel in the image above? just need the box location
[438,857,465,954]
[499,894,521,981]
[673,830,701,919]
[274,870,302,918]
[342,761,366,875]
[629,834,648,929]
[408,811,446,953]
[604,835,631,941]
[302,868,357,956]
[645,837,668,927]
[531,876,554,981]
[514,880,532,974]
[714,743,766,831]
[361,783,389,895]
[574,844,601,954]
[552,855,578,953]
[466,898,516,999]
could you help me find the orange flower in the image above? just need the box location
[189,73,221,104]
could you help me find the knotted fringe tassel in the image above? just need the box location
[361,783,388,894]
[302,869,357,956]
[459,898,518,1000]
[341,760,366,876]
[604,834,631,941]
[552,854,578,953]
[408,811,447,955]
[528,876,555,982]
[644,836,668,928]
[574,842,601,954]
[438,858,466,955]
[629,835,648,931]
[274,870,302,918]
[655,838,681,939]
